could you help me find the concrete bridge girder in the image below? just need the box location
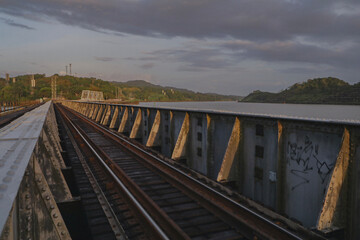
[61,101,360,237]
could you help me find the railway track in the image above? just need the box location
[56,103,309,240]
[0,103,43,128]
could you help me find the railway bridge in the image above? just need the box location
[0,101,359,239]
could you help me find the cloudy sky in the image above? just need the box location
[0,0,359,95]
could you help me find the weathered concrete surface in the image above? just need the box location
[0,102,71,239]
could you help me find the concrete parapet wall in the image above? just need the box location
[61,100,360,238]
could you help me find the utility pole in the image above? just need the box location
[51,76,57,99]
[66,65,68,75]
[31,74,36,87]
[30,75,35,95]
[69,63,72,76]
[5,73,9,84]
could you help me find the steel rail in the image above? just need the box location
[57,110,127,240]
[57,104,189,240]
[60,104,310,240]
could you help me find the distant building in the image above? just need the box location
[81,90,104,101]
[12,78,16,83]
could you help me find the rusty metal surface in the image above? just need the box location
[0,101,51,233]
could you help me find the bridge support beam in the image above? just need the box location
[171,113,190,160]
[109,106,120,129]
[317,128,351,232]
[101,105,111,125]
[88,104,95,118]
[276,121,285,213]
[217,117,241,182]
[146,110,161,147]
[130,109,142,139]
[118,107,129,133]
[95,105,104,123]
[91,104,100,120]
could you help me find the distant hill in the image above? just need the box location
[0,74,240,102]
[242,77,360,105]
[112,80,240,102]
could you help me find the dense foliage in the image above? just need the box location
[0,75,239,102]
[242,77,360,105]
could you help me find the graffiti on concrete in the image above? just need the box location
[287,136,333,190]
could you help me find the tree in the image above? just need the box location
[39,87,52,98]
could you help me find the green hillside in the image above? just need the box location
[0,74,239,102]
[242,77,360,105]
[112,80,240,101]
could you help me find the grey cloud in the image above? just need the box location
[140,63,155,69]
[125,56,158,61]
[94,56,115,62]
[138,38,360,72]
[1,0,359,42]
[146,47,233,72]
[220,40,360,68]
[0,17,35,30]
[1,0,360,73]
